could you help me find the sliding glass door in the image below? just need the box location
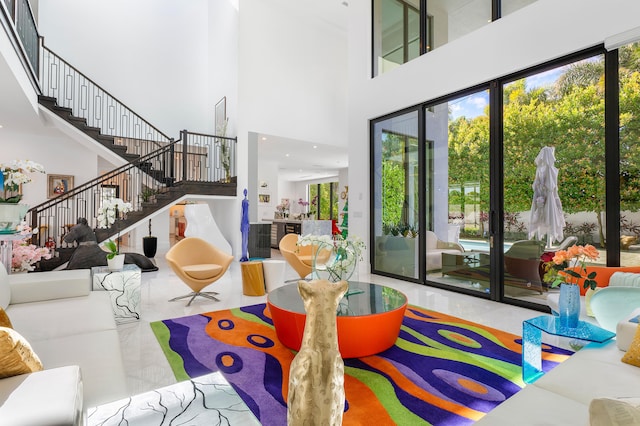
[370,45,632,310]
[502,53,606,305]
[425,90,491,294]
[372,110,420,280]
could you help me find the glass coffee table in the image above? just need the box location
[522,315,616,384]
[267,281,407,358]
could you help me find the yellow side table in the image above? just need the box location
[241,261,266,296]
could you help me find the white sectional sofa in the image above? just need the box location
[0,264,128,425]
[476,340,640,425]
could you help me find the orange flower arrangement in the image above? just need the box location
[544,244,600,290]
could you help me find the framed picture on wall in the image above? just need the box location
[259,193,271,204]
[215,96,226,134]
[47,174,74,198]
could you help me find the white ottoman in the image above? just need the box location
[262,260,285,292]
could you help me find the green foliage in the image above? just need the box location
[377,44,640,241]
[104,239,118,259]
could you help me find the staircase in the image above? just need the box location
[38,95,141,162]
[26,42,238,249]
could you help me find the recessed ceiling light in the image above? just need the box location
[261,136,267,141]
[313,145,317,149]
[285,153,290,157]
[0,125,3,128]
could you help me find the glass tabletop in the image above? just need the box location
[524,315,616,343]
[267,281,407,317]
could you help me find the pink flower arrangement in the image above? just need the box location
[543,244,599,290]
[11,222,51,272]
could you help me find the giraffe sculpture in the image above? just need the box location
[287,278,349,426]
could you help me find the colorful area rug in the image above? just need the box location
[151,304,572,425]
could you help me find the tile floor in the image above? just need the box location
[117,240,547,399]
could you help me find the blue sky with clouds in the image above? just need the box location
[449,65,569,120]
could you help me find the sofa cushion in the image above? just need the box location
[0,307,12,328]
[7,292,116,342]
[0,326,43,379]
[534,342,640,405]
[183,264,222,280]
[31,329,127,408]
[0,365,83,426]
[622,324,640,367]
[589,397,640,425]
[617,308,640,351]
[8,269,90,304]
[474,384,589,425]
[609,272,640,288]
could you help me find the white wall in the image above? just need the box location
[257,160,279,221]
[347,0,640,267]
[207,0,238,136]
[237,0,349,147]
[38,0,210,138]
[2,128,99,207]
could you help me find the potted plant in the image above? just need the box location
[143,218,157,258]
[104,239,125,271]
[217,118,231,182]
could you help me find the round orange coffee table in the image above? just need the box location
[267,281,407,358]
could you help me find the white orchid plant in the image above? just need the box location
[97,198,132,229]
[0,159,45,203]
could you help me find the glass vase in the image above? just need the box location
[558,283,580,328]
[312,240,358,282]
[0,203,29,233]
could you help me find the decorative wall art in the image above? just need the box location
[47,174,74,198]
[215,97,226,134]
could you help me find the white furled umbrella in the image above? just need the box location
[528,146,565,249]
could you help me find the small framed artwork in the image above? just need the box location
[47,174,74,198]
[101,184,119,202]
[215,96,227,134]
[258,193,271,204]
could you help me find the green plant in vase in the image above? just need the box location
[104,239,119,260]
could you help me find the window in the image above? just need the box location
[373,0,421,76]
[370,45,625,309]
[372,109,419,279]
[309,182,339,220]
[372,0,538,77]
[619,42,640,263]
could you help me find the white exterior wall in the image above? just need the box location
[347,0,640,271]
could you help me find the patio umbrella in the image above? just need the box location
[528,146,565,249]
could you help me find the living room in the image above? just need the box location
[3,0,640,424]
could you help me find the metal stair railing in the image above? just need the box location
[39,40,170,155]
[1,0,39,90]
[180,130,237,183]
[27,131,238,248]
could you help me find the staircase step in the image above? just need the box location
[38,95,57,106]
[123,153,140,162]
[137,162,153,173]
[97,134,115,144]
[149,170,167,180]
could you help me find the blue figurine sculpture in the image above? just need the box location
[240,188,250,261]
